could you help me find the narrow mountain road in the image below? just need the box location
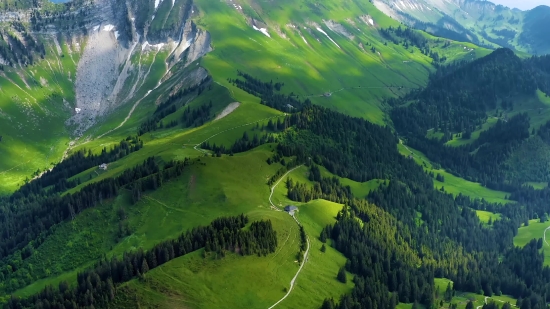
[266,164,310,309]
[476,296,517,309]
[268,230,310,309]
[544,226,550,246]
[0,160,31,176]
[476,296,489,309]
[268,165,303,211]
[399,139,412,153]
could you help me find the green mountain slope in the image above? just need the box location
[0,0,492,194]
[3,0,550,309]
[374,0,550,55]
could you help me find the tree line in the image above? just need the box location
[4,215,278,309]
[380,25,447,64]
[138,77,212,136]
[245,99,550,307]
[391,48,550,190]
[0,157,190,293]
[13,136,142,199]
[229,71,309,112]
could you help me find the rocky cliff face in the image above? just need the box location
[0,0,212,136]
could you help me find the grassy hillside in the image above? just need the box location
[397,142,511,205]
[374,0,550,55]
[0,35,79,194]
[110,199,353,309]
[0,0,495,195]
[191,0,489,125]
[1,0,538,308]
[514,219,550,266]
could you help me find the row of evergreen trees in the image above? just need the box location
[12,136,143,200]
[138,78,212,136]
[229,71,309,112]
[0,157,190,293]
[4,215,278,309]
[380,26,447,64]
[390,48,550,190]
[201,131,278,156]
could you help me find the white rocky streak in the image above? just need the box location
[316,27,340,48]
[253,25,271,38]
[142,41,166,51]
[103,24,115,31]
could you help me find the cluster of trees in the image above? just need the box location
[180,102,213,128]
[0,157,190,293]
[404,113,531,189]
[205,219,277,257]
[139,105,178,135]
[138,78,212,136]
[391,48,550,189]
[285,167,353,203]
[201,131,277,156]
[296,225,307,263]
[391,48,537,138]
[200,117,295,156]
[13,136,142,198]
[28,0,92,32]
[380,26,447,64]
[229,71,309,112]
[0,25,45,66]
[275,104,413,183]
[4,215,278,309]
[525,54,550,95]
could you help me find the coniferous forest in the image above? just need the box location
[4,215,277,309]
[6,48,550,309]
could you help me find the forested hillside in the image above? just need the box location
[2,0,550,308]
[391,48,550,189]
[374,0,550,55]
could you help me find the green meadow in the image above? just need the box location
[476,210,501,224]
[0,37,77,193]
[0,0,516,306]
[111,198,354,309]
[514,219,550,266]
[397,143,510,205]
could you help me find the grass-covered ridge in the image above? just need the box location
[6,0,550,308]
[192,0,490,124]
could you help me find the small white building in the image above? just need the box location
[99,163,108,170]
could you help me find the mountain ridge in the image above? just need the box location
[1,0,550,308]
[374,0,550,55]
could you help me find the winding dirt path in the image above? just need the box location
[0,160,31,176]
[266,164,310,309]
[544,226,550,246]
[476,296,517,309]
[268,165,303,211]
[268,217,310,309]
